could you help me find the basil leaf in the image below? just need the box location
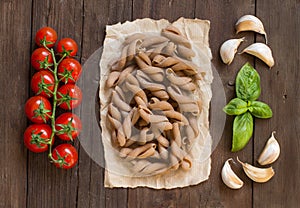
[223,98,248,115]
[248,101,273,118]
[232,112,253,152]
[236,63,261,101]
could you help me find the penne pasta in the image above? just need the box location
[108,103,122,121]
[161,28,191,49]
[148,97,174,111]
[111,90,131,112]
[124,33,146,45]
[176,44,195,60]
[106,71,120,88]
[141,36,169,48]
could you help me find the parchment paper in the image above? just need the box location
[99,18,213,189]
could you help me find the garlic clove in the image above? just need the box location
[220,38,245,65]
[237,157,275,183]
[242,43,275,68]
[235,15,267,43]
[258,131,280,165]
[221,158,244,189]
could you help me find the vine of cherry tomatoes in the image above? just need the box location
[24,26,82,169]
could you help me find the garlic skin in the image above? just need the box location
[237,157,275,183]
[221,158,244,189]
[258,131,280,165]
[220,38,245,65]
[242,43,275,68]
[235,15,267,43]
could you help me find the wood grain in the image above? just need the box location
[0,0,31,207]
[0,0,299,207]
[253,0,300,207]
[26,0,83,208]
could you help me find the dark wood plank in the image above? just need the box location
[26,1,83,207]
[76,0,132,208]
[193,1,256,207]
[0,0,32,207]
[253,0,300,207]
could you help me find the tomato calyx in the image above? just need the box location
[39,56,53,70]
[58,67,75,84]
[57,90,77,109]
[59,45,74,57]
[30,131,50,147]
[37,76,54,96]
[56,117,77,141]
[40,36,55,49]
[53,149,70,168]
[33,101,51,122]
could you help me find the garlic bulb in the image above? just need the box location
[237,157,275,183]
[258,131,280,165]
[220,38,245,65]
[221,158,244,189]
[235,15,267,43]
[242,43,275,68]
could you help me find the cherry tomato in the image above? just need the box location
[25,96,52,123]
[56,38,78,57]
[35,27,57,48]
[31,70,55,98]
[55,113,82,141]
[58,58,82,84]
[24,124,53,153]
[57,84,82,110]
[31,48,53,70]
[52,144,78,169]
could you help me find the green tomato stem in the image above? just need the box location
[43,43,67,162]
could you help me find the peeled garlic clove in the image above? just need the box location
[235,15,267,43]
[237,157,275,183]
[221,158,244,189]
[220,38,245,65]
[242,43,275,68]
[258,131,280,165]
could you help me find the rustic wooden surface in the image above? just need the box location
[0,0,299,207]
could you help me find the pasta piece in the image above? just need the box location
[117,126,126,147]
[157,134,170,147]
[179,102,200,115]
[167,85,195,104]
[127,39,143,62]
[107,114,122,130]
[117,65,135,85]
[172,123,182,147]
[111,90,131,112]
[176,44,195,60]
[151,90,169,100]
[111,44,129,71]
[150,121,173,132]
[152,55,179,68]
[127,143,157,159]
[125,73,140,86]
[124,33,146,45]
[141,36,169,48]
[139,127,148,144]
[161,26,191,49]
[158,144,169,160]
[181,156,192,171]
[163,110,189,125]
[106,71,120,88]
[166,68,192,85]
[148,42,168,59]
[139,106,169,124]
[108,103,122,121]
[148,97,174,111]
[131,107,140,125]
[122,109,134,139]
[162,41,176,56]
[125,81,147,103]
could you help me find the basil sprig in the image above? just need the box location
[223,63,273,152]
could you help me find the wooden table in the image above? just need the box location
[1,0,299,207]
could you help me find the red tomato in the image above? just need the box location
[58,58,82,84]
[52,144,78,169]
[25,96,52,123]
[35,27,57,48]
[24,124,53,153]
[31,70,55,98]
[55,113,82,141]
[56,38,78,57]
[31,48,53,70]
[57,84,82,110]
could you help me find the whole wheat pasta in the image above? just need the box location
[125,143,157,159]
[115,86,126,100]
[127,39,143,62]
[166,68,192,85]
[139,127,148,144]
[131,107,140,125]
[138,106,169,124]
[134,95,147,108]
[112,44,129,71]
[158,144,169,160]
[108,103,122,122]
[161,26,191,49]
[124,33,146,45]
[151,90,169,100]
[181,156,192,171]
[178,102,200,115]
[157,134,170,148]
[176,44,195,60]
[125,82,147,103]
[136,72,165,92]
[125,73,140,86]
[169,153,180,170]
[170,140,186,161]
[179,82,197,91]
[141,35,169,48]
[167,86,195,104]
[162,41,176,56]
[106,71,120,88]
[152,55,179,68]
[172,123,182,147]
[107,114,122,130]
[148,97,174,111]
[111,90,131,112]
[163,110,189,125]
[150,121,173,132]
[148,42,168,59]
[117,65,135,85]
[117,126,126,147]
[122,110,134,139]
